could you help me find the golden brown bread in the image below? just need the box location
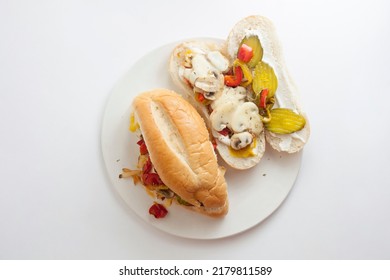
[132,89,228,217]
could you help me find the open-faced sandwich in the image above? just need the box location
[169,15,310,169]
[120,89,228,218]
[225,15,310,153]
[170,40,266,170]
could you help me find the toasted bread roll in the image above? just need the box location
[132,89,228,217]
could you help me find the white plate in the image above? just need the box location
[101,39,302,240]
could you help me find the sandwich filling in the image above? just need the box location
[178,47,229,103]
[177,45,262,157]
[177,33,307,155]
[227,32,307,149]
[122,114,225,218]
[120,134,195,218]
[210,86,263,155]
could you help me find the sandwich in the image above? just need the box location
[225,15,310,153]
[121,88,229,218]
[169,40,266,170]
[169,15,310,166]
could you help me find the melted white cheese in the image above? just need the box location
[210,87,263,148]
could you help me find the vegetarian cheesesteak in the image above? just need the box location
[121,89,229,218]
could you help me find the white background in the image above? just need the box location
[1,0,389,259]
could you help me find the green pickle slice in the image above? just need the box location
[252,61,278,98]
[240,36,263,68]
[265,108,306,134]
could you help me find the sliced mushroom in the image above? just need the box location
[182,68,197,85]
[206,51,229,72]
[182,54,214,86]
[230,132,253,150]
[216,135,231,146]
[192,55,215,77]
[194,74,224,100]
[231,102,263,135]
[203,91,216,100]
[194,76,219,93]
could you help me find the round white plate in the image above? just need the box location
[101,39,302,240]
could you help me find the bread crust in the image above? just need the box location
[132,89,228,217]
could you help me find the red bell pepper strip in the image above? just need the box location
[224,66,243,87]
[237,44,253,63]
[142,173,164,186]
[139,142,148,155]
[259,89,269,108]
[197,92,205,102]
[137,138,148,155]
[218,127,231,136]
[149,203,168,218]
[142,157,152,174]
